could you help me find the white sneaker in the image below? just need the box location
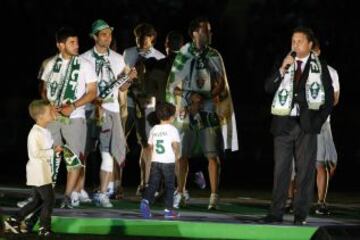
[183,190,190,202]
[173,192,185,209]
[97,193,113,208]
[106,188,115,199]
[208,193,219,210]
[17,197,33,208]
[70,191,80,207]
[79,189,92,203]
[174,190,190,202]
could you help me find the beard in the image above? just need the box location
[199,35,211,48]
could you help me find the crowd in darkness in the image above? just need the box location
[1,0,359,190]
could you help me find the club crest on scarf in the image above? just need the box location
[278,89,289,106]
[310,82,320,99]
[196,58,210,90]
[271,52,325,115]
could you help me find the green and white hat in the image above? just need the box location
[90,19,113,37]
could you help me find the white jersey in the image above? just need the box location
[148,124,180,164]
[328,65,340,92]
[26,124,54,187]
[123,46,165,67]
[41,54,97,119]
[81,48,126,113]
[327,65,340,122]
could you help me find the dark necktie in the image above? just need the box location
[294,60,303,88]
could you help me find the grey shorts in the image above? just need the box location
[316,121,337,164]
[47,118,87,160]
[99,109,127,164]
[85,109,99,155]
[181,127,223,158]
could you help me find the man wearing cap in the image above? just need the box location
[81,19,137,207]
[40,27,97,208]
[123,23,165,195]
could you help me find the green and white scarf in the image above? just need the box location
[166,42,238,151]
[49,144,83,186]
[271,52,325,116]
[166,43,218,129]
[47,55,80,107]
[92,49,117,102]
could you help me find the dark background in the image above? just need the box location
[1,0,359,193]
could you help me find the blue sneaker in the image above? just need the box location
[164,209,179,219]
[140,199,152,219]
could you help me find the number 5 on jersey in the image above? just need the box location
[155,139,165,154]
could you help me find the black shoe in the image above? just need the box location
[23,214,38,233]
[23,220,36,233]
[4,217,21,234]
[294,217,307,225]
[259,215,283,224]
[315,202,330,215]
[38,227,53,237]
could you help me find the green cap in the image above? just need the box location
[90,19,113,37]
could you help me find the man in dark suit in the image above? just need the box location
[263,27,334,225]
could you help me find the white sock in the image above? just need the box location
[107,182,114,192]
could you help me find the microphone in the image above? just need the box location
[284,51,297,70]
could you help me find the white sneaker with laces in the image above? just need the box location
[173,192,185,209]
[79,189,92,203]
[183,190,190,202]
[17,197,33,208]
[70,191,80,207]
[98,193,113,208]
[208,193,219,210]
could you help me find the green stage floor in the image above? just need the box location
[1,187,360,240]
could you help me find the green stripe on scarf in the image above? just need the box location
[50,145,83,185]
[59,57,80,105]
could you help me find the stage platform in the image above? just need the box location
[1,187,359,240]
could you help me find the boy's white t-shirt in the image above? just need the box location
[148,123,180,164]
[26,124,54,187]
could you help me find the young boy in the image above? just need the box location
[140,102,180,219]
[5,99,62,237]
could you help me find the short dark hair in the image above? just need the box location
[312,37,320,50]
[293,26,315,43]
[56,27,77,44]
[166,31,184,51]
[188,16,209,38]
[134,23,157,39]
[28,99,51,121]
[156,102,176,121]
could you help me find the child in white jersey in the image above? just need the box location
[140,102,180,219]
[5,100,62,237]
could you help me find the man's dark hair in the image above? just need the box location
[188,16,209,38]
[156,102,176,121]
[293,26,315,43]
[56,27,77,44]
[166,31,184,52]
[312,37,320,50]
[134,23,157,39]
